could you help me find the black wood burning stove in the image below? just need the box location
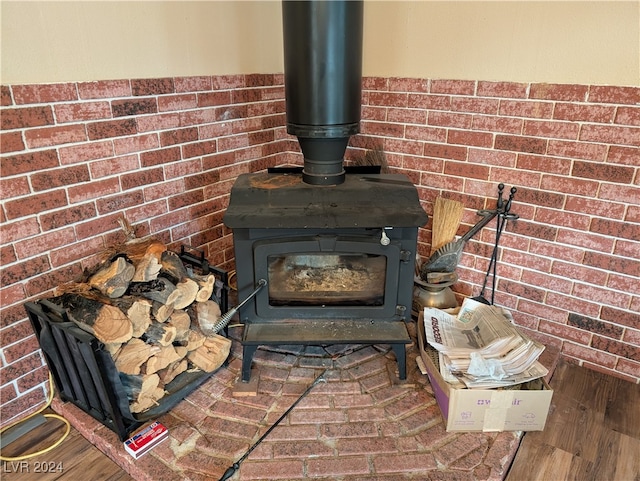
[223,1,428,381]
[225,170,427,381]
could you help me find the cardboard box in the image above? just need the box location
[418,312,553,432]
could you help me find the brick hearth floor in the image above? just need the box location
[51,320,558,481]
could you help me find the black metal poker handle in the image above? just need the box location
[218,369,328,480]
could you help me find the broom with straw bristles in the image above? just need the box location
[353,147,389,173]
[430,196,465,256]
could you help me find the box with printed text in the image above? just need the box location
[418,312,553,432]
[123,421,168,458]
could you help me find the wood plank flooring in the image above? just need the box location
[2,359,638,481]
[506,359,640,481]
[1,411,131,481]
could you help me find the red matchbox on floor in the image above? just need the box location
[123,421,168,459]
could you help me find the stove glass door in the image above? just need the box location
[252,235,401,319]
[267,253,386,306]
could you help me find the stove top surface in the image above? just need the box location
[223,172,428,229]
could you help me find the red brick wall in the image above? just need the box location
[1,75,639,426]
[354,77,640,385]
[0,74,294,425]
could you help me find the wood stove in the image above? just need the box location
[225,169,427,381]
[223,1,428,381]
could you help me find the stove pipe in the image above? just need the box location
[282,0,363,185]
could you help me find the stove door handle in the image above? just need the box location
[380,230,391,246]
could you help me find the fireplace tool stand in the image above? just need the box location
[473,186,519,305]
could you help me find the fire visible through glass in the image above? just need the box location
[267,253,386,306]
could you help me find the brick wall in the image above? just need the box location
[0,74,294,425]
[1,75,638,426]
[354,77,639,384]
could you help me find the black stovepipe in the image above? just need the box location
[282,0,364,185]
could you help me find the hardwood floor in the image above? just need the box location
[506,359,640,481]
[1,411,131,481]
[2,359,638,481]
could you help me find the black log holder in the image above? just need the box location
[24,248,229,441]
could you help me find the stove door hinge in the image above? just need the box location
[395,305,408,318]
[400,250,412,263]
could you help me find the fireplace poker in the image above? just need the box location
[210,278,267,334]
[218,369,328,481]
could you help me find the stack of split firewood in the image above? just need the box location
[50,237,231,414]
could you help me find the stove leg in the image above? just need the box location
[242,345,258,382]
[391,344,407,380]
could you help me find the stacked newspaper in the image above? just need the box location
[423,298,548,389]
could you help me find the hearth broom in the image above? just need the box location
[218,369,328,480]
[353,146,389,173]
[430,196,465,256]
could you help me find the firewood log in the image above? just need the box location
[193,274,216,302]
[151,300,173,323]
[114,338,159,375]
[145,345,182,374]
[144,321,177,346]
[113,297,152,338]
[130,277,178,305]
[168,310,191,341]
[118,372,159,401]
[187,334,231,372]
[118,372,147,401]
[91,305,135,345]
[103,342,122,357]
[157,358,188,385]
[89,256,135,298]
[173,278,199,310]
[127,373,165,413]
[131,253,162,282]
[121,238,167,263]
[53,293,133,344]
[204,334,232,353]
[196,300,222,335]
[130,386,165,413]
[160,250,188,283]
[182,329,206,351]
